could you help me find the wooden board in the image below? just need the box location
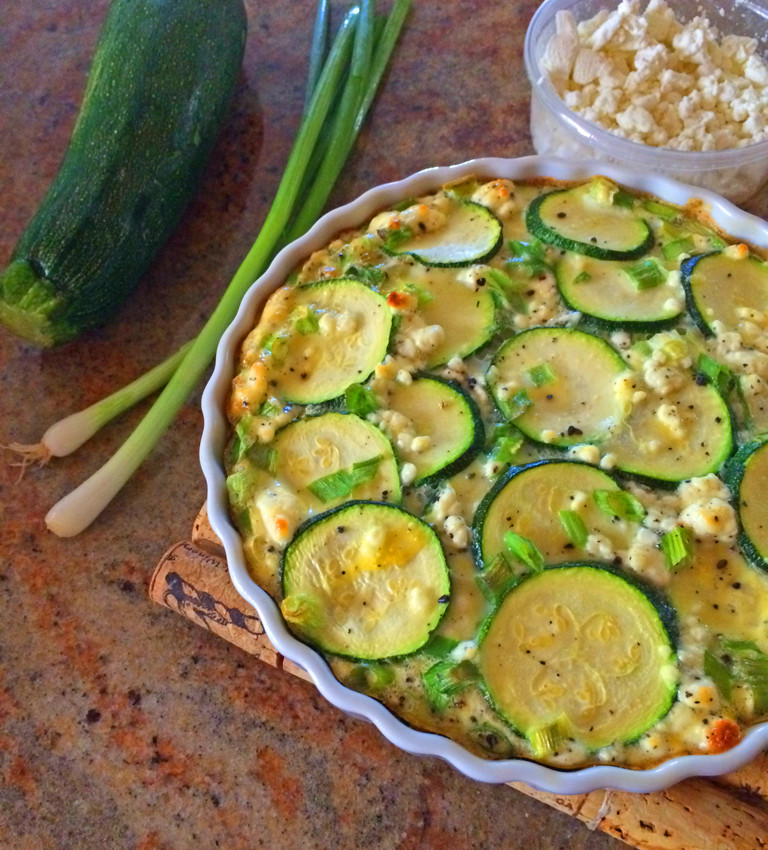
[150,504,768,850]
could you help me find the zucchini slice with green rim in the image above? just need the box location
[478,563,678,753]
[271,412,401,508]
[384,267,497,367]
[721,437,768,572]
[487,327,627,446]
[473,460,640,569]
[526,182,654,261]
[384,201,502,267]
[383,375,484,486]
[280,501,450,659]
[681,251,768,336]
[606,378,732,483]
[555,252,683,328]
[267,278,392,404]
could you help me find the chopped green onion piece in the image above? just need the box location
[382,225,414,252]
[529,716,569,758]
[422,634,461,658]
[345,382,379,417]
[346,661,395,690]
[662,236,696,261]
[505,389,532,420]
[612,190,634,208]
[572,270,592,284]
[644,199,679,221]
[632,339,652,358]
[487,266,524,293]
[504,531,545,573]
[623,257,668,290]
[281,593,325,628]
[704,649,733,699]
[527,363,556,387]
[696,353,735,396]
[344,262,385,286]
[507,239,553,278]
[476,553,516,603]
[661,526,694,570]
[307,454,381,502]
[403,281,434,305]
[721,638,768,712]
[488,423,525,467]
[258,400,281,416]
[293,308,320,334]
[558,509,588,547]
[422,659,480,711]
[248,443,278,474]
[593,489,646,522]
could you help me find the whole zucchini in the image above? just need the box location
[0,0,247,347]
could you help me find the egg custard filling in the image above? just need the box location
[224,175,768,769]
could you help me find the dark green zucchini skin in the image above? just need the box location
[0,0,247,346]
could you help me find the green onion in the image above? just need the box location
[558,509,587,547]
[527,363,556,387]
[529,717,569,758]
[623,257,668,290]
[345,661,395,690]
[487,267,527,312]
[572,270,591,284]
[662,236,696,261]
[43,0,411,537]
[4,339,192,470]
[612,189,635,208]
[258,400,281,417]
[293,307,320,335]
[307,455,381,502]
[504,531,545,573]
[507,239,552,278]
[643,199,679,221]
[475,553,516,603]
[696,353,736,396]
[593,488,646,522]
[721,638,768,712]
[345,382,379,417]
[505,389,532,420]
[422,659,480,711]
[704,649,733,699]
[660,526,694,570]
[488,422,524,468]
[422,634,461,658]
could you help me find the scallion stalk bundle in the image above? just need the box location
[34,0,410,537]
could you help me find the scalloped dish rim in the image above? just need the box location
[199,155,768,794]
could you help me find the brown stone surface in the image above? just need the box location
[0,2,760,848]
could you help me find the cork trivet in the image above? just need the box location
[149,505,768,850]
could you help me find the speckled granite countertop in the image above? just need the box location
[0,2,697,847]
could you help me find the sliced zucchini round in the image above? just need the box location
[385,267,496,367]
[721,437,768,571]
[383,375,484,486]
[473,460,640,569]
[280,502,450,659]
[271,412,401,508]
[555,252,683,328]
[487,327,627,446]
[606,378,733,483]
[681,251,768,336]
[384,201,502,267]
[526,182,654,261]
[268,278,392,404]
[478,564,678,753]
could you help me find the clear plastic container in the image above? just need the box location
[524,0,768,206]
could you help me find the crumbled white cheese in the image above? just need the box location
[542,0,768,151]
